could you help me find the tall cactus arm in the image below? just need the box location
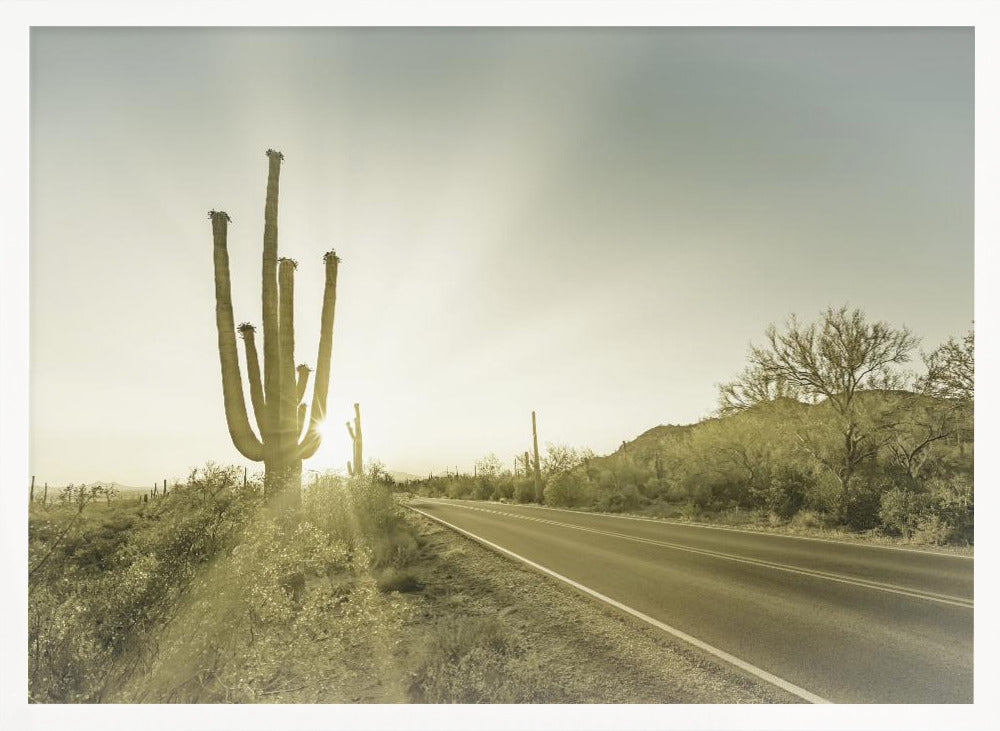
[296,364,311,402]
[238,323,268,439]
[299,250,340,459]
[262,150,283,454]
[210,211,264,461]
[347,421,355,441]
[295,363,311,441]
[278,258,298,455]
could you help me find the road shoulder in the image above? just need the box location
[396,509,790,703]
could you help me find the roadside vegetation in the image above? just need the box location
[412,308,973,547]
[31,464,766,704]
[28,466,426,703]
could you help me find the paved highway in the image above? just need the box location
[409,498,973,704]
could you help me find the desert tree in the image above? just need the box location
[210,150,340,512]
[914,326,974,457]
[879,392,963,482]
[541,443,594,476]
[717,365,804,415]
[738,306,917,518]
[917,327,974,402]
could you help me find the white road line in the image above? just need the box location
[442,498,975,559]
[409,504,832,705]
[432,501,973,609]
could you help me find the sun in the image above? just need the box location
[305,419,350,474]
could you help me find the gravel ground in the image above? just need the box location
[395,509,791,704]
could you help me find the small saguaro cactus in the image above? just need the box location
[346,402,363,477]
[531,411,543,503]
[210,149,341,507]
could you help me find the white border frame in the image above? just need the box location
[2,2,996,730]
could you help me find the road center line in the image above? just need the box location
[423,499,973,609]
[409,504,832,704]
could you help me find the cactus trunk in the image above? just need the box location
[345,403,364,476]
[353,403,363,476]
[531,411,543,503]
[210,150,340,508]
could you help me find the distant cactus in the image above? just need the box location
[346,403,363,477]
[531,411,543,503]
[210,150,340,508]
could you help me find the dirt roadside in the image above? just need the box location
[392,508,790,703]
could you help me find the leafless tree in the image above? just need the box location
[917,328,974,402]
[742,306,917,516]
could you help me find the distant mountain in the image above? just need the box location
[593,390,967,469]
[389,471,423,484]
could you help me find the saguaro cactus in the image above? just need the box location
[346,402,363,477]
[210,149,340,508]
[531,411,543,503]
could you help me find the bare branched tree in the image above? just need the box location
[741,306,918,516]
[717,364,803,415]
[917,328,974,402]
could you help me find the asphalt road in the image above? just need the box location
[409,498,973,704]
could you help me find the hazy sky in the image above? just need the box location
[30,27,973,485]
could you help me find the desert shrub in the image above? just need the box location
[664,483,689,503]
[303,474,417,568]
[513,478,536,504]
[878,487,924,538]
[927,474,973,544]
[842,484,883,531]
[492,476,515,501]
[641,477,669,500]
[543,472,593,508]
[879,475,973,545]
[29,464,266,703]
[802,472,842,514]
[470,478,493,501]
[29,467,419,704]
[378,568,423,594]
[789,509,830,530]
[408,616,569,703]
[107,472,413,702]
[595,483,642,513]
[765,465,814,519]
[677,501,702,521]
